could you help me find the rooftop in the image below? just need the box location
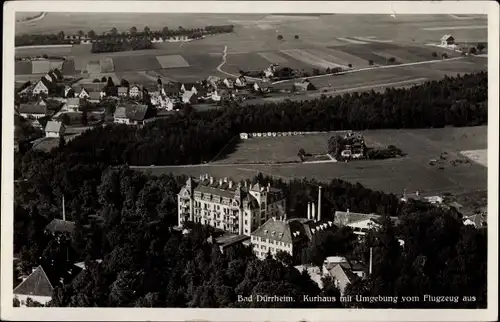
[114,104,149,121]
[13,266,53,297]
[45,121,64,133]
[45,218,75,234]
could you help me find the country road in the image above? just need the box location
[272,55,485,85]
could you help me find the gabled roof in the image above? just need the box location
[13,266,54,297]
[114,104,149,121]
[328,264,358,291]
[38,77,52,88]
[441,34,454,40]
[18,104,48,115]
[45,218,75,233]
[73,83,106,93]
[182,90,197,101]
[45,121,64,133]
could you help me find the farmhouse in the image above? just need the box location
[240,133,249,139]
[294,79,316,92]
[441,34,455,46]
[13,266,53,307]
[18,104,48,119]
[178,176,286,236]
[44,121,65,138]
[75,84,106,100]
[162,83,182,97]
[253,81,271,93]
[113,104,150,125]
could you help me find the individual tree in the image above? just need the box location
[431,51,437,58]
[58,31,65,40]
[92,78,100,83]
[88,30,96,39]
[294,35,299,39]
[469,46,478,55]
[387,57,396,64]
[101,76,107,82]
[162,27,169,35]
[130,26,137,35]
[442,52,448,59]
[368,60,374,66]
[144,26,151,35]
[476,43,486,53]
[120,79,129,87]
[348,63,353,68]
[77,30,84,38]
[277,35,283,40]
[275,251,294,267]
[110,28,118,36]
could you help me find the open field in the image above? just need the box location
[135,126,487,196]
[460,149,487,167]
[16,14,487,79]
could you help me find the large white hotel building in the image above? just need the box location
[177,174,286,236]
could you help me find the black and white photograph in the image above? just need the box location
[2,1,498,321]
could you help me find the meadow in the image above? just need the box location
[139,126,487,196]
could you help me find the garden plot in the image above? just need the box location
[31,60,51,74]
[279,49,342,69]
[86,60,102,74]
[156,55,190,69]
[100,58,115,73]
[257,52,289,64]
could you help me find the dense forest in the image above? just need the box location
[13,160,486,307]
[91,38,153,53]
[60,72,488,166]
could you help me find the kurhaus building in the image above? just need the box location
[177,174,286,235]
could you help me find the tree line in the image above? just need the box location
[58,72,487,166]
[91,38,153,53]
[15,25,234,47]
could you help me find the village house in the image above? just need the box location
[117,86,129,97]
[64,85,75,98]
[65,97,85,112]
[253,81,271,93]
[223,78,235,89]
[178,176,286,235]
[113,104,150,125]
[75,83,106,100]
[235,76,247,88]
[32,78,52,95]
[13,266,53,307]
[207,76,221,89]
[182,90,199,104]
[44,121,66,138]
[441,34,455,46]
[129,84,146,99]
[18,103,48,119]
[294,79,316,92]
[163,83,182,97]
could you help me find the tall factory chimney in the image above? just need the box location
[312,202,316,222]
[307,202,311,220]
[318,186,322,222]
